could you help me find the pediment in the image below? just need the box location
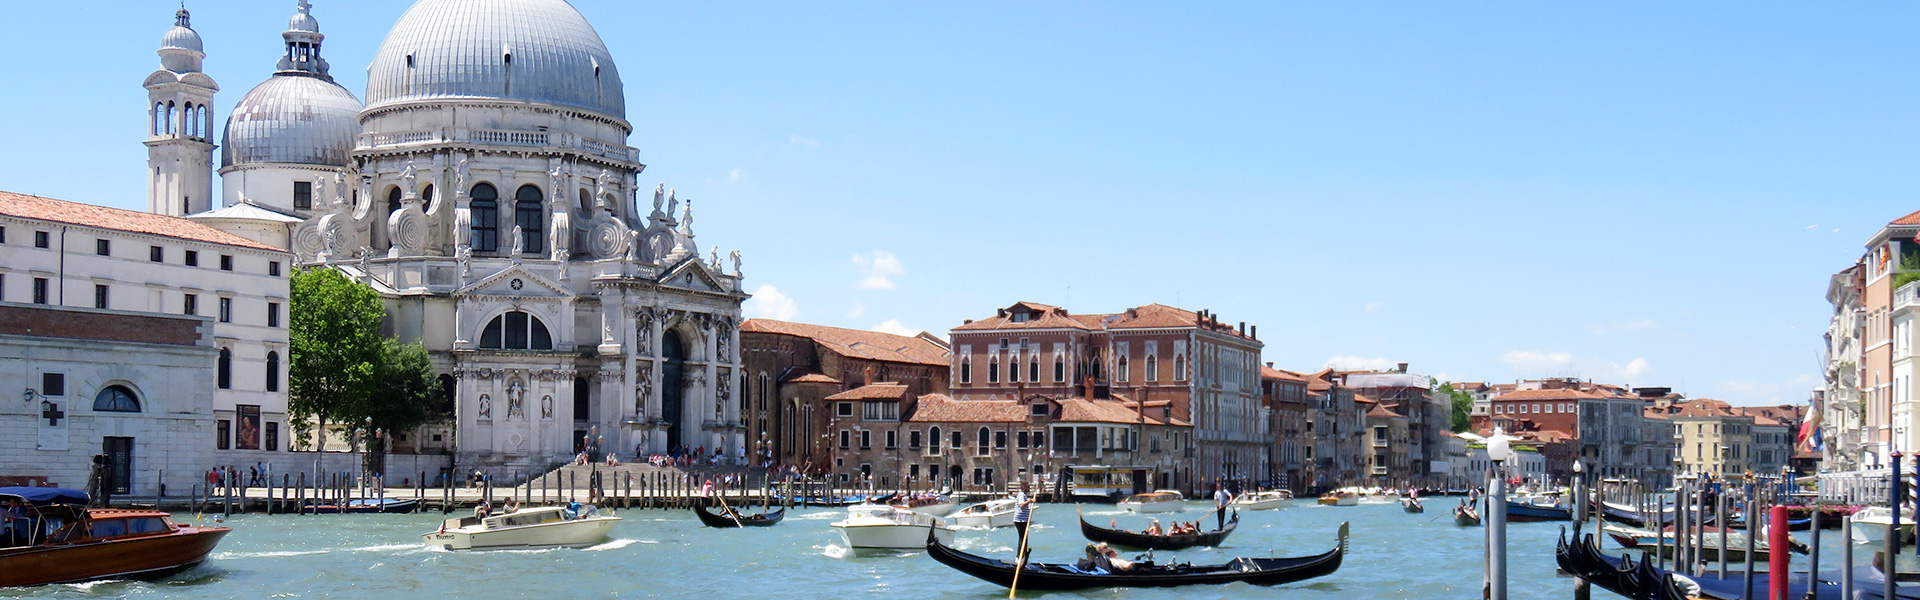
[659,258,728,294]
[456,264,575,299]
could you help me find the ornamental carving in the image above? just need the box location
[477,394,492,419]
[506,379,526,419]
[541,395,554,420]
[590,220,626,259]
[634,309,654,355]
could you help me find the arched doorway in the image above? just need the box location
[662,330,687,452]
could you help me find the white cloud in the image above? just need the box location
[728,167,745,182]
[1363,302,1384,315]
[1324,356,1398,371]
[852,251,904,290]
[846,303,866,319]
[872,319,919,337]
[790,134,821,148]
[743,285,798,320]
[1499,350,1575,371]
[1611,358,1649,379]
[1587,319,1659,334]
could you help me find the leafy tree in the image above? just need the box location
[289,268,384,451]
[289,268,447,471]
[1438,383,1475,432]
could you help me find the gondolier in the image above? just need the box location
[1013,480,1035,556]
[1212,482,1231,531]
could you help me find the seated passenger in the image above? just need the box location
[1076,543,1112,573]
[1096,542,1134,571]
[474,499,491,519]
[1144,519,1164,536]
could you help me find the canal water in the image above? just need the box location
[0,498,1857,599]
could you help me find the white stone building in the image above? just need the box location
[0,192,293,491]
[146,0,750,471]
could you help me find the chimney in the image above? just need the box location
[1251,325,1257,340]
[1238,321,1245,335]
[1266,361,1274,368]
[1397,363,1408,374]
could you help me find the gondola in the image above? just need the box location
[1553,526,1851,600]
[1076,506,1237,550]
[926,522,1347,591]
[693,503,785,528]
[1453,502,1481,526]
[1505,499,1572,522]
[1402,498,1424,513]
[772,492,896,508]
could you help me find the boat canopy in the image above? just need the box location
[0,487,89,506]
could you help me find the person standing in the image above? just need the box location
[1012,480,1035,560]
[1213,482,1232,531]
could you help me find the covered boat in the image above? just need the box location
[831,504,954,550]
[1230,490,1292,510]
[0,487,230,587]
[1077,506,1237,550]
[950,498,1017,529]
[1850,506,1917,545]
[422,504,620,550]
[927,522,1347,591]
[1118,490,1187,513]
[694,503,784,528]
[1318,491,1358,506]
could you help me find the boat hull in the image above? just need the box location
[0,526,230,587]
[694,505,784,528]
[928,522,1348,591]
[1120,500,1185,513]
[951,510,1015,529]
[422,516,619,550]
[1504,501,1572,522]
[1231,494,1292,511]
[833,523,955,550]
[1079,510,1237,550]
[1454,510,1481,527]
[1318,495,1359,506]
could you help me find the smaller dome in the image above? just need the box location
[288,13,320,33]
[162,26,203,52]
[221,75,364,168]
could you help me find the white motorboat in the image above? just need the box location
[831,504,956,550]
[1231,490,1294,511]
[1849,506,1917,545]
[1119,490,1187,513]
[950,498,1018,529]
[422,505,621,550]
[1317,491,1359,506]
[892,493,957,517]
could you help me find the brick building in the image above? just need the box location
[738,319,949,471]
[948,301,1265,486]
[1262,365,1310,491]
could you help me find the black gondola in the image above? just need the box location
[693,504,785,528]
[1076,506,1238,550]
[1402,498,1424,513]
[1453,502,1481,527]
[927,522,1347,591]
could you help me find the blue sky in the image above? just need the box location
[3,1,1915,405]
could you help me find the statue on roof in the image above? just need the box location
[666,188,679,221]
[652,183,665,214]
[399,159,417,197]
[729,250,742,275]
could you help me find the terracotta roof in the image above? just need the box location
[742,319,949,366]
[1493,389,1602,401]
[826,383,909,401]
[1056,397,1160,425]
[1261,366,1307,382]
[1365,403,1402,419]
[0,191,285,252]
[1893,209,1920,225]
[952,301,1258,341]
[783,372,842,385]
[907,394,1028,423]
[1669,398,1742,418]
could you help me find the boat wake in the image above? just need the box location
[350,543,421,553]
[214,549,330,559]
[819,544,851,559]
[584,539,640,551]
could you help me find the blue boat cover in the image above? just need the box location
[0,486,90,506]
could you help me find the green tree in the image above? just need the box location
[289,268,447,471]
[1438,383,1475,432]
[288,268,385,451]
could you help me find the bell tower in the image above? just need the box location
[145,7,219,216]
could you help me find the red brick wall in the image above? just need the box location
[0,304,204,346]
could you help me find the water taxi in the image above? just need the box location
[0,487,230,587]
[830,504,954,550]
[950,498,1017,529]
[1318,491,1359,506]
[1119,490,1187,513]
[422,504,620,550]
[1231,490,1293,510]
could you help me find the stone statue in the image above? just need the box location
[320,227,339,263]
[510,225,524,256]
[625,229,641,262]
[596,169,611,206]
[541,395,554,420]
[666,189,678,220]
[454,155,469,192]
[400,159,417,196]
[455,243,472,277]
[332,171,346,209]
[652,183,665,214]
[729,250,742,275]
[506,380,526,419]
[478,394,492,419]
[709,247,720,269]
[680,198,693,232]
[357,246,372,273]
[549,162,565,202]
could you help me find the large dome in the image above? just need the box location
[222,74,364,168]
[363,0,625,119]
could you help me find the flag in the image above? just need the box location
[1798,397,1824,453]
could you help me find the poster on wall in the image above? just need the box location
[237,405,261,450]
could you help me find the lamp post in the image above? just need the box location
[1572,459,1586,523]
[1889,450,1904,600]
[1486,433,1512,600]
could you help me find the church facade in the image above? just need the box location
[152,0,751,470]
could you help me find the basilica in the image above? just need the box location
[154,0,750,470]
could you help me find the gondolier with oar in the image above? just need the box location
[1213,482,1232,531]
[1008,478,1036,598]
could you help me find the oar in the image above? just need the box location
[1009,505,1035,598]
[715,493,744,527]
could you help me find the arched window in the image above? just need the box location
[165,101,176,134]
[1053,355,1065,382]
[515,185,544,254]
[387,186,403,215]
[265,351,281,392]
[421,184,436,213]
[1174,354,1187,381]
[578,189,591,212]
[929,427,941,452]
[217,347,232,389]
[479,310,554,350]
[1029,355,1039,382]
[1008,353,1019,383]
[470,183,498,252]
[1117,355,1130,383]
[183,103,194,136]
[977,426,990,449]
[153,103,164,135]
[950,430,963,449]
[93,385,141,413]
[959,357,972,384]
[988,356,1000,383]
[1145,354,1158,382]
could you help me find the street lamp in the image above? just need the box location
[1572,459,1586,522]
[1486,430,1513,600]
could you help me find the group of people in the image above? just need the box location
[1139,519,1207,536]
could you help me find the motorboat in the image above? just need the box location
[422,504,620,550]
[950,498,1017,529]
[1318,491,1359,506]
[1231,490,1293,510]
[1504,496,1572,522]
[302,497,420,514]
[1849,506,1917,545]
[0,486,231,587]
[1119,490,1187,513]
[831,504,954,550]
[892,493,957,517]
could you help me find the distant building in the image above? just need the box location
[1304,369,1364,488]
[1339,364,1447,481]
[1664,399,1754,478]
[738,319,949,471]
[1262,365,1311,492]
[949,301,1265,487]
[1360,396,1409,484]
